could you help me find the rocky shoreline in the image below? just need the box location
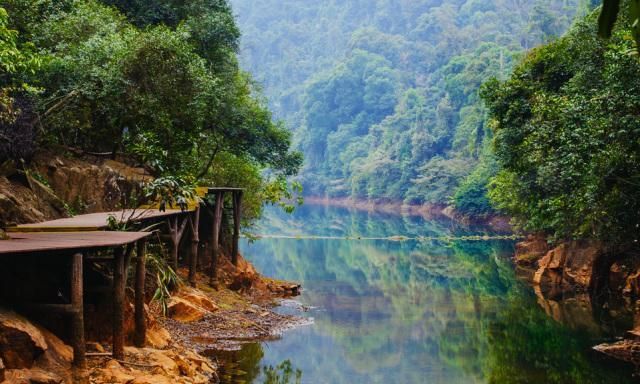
[514,235,640,369]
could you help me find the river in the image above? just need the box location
[216,204,636,383]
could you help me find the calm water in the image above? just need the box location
[220,204,636,384]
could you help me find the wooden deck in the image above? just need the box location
[0,186,246,368]
[0,230,151,368]
[6,209,190,232]
[0,231,150,254]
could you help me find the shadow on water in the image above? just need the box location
[208,204,637,383]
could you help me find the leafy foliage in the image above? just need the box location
[482,6,640,243]
[0,0,302,220]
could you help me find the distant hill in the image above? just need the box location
[231,0,585,211]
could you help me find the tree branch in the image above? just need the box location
[195,142,221,180]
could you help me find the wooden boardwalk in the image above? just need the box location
[6,208,190,232]
[0,186,246,368]
[1,231,150,253]
[0,231,151,368]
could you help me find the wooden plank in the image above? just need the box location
[6,209,191,233]
[0,232,151,255]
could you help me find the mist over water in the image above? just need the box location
[224,204,636,384]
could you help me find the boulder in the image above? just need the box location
[533,240,603,290]
[146,325,172,349]
[0,310,72,384]
[0,310,47,369]
[179,288,218,312]
[146,349,179,375]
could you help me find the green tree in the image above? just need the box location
[482,7,640,244]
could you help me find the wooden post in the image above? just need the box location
[167,216,189,272]
[231,190,243,266]
[70,252,85,368]
[188,207,200,287]
[113,247,125,360]
[167,217,178,271]
[134,239,146,347]
[210,192,224,287]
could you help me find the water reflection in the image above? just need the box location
[221,204,636,383]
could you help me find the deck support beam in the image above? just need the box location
[134,239,147,347]
[209,192,224,287]
[112,247,125,360]
[188,207,200,287]
[70,252,85,368]
[231,191,243,266]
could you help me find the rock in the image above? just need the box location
[514,235,549,265]
[146,350,179,375]
[175,355,195,377]
[167,297,207,323]
[2,368,63,384]
[36,326,72,364]
[0,310,47,369]
[594,339,640,365]
[146,326,171,349]
[533,240,603,290]
[0,310,73,383]
[179,288,218,312]
[130,374,174,384]
[0,358,4,382]
[624,270,640,296]
[95,360,135,384]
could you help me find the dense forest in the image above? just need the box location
[231,0,592,215]
[483,4,640,244]
[0,0,302,221]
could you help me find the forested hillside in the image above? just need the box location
[231,0,589,213]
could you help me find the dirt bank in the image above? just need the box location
[0,149,150,227]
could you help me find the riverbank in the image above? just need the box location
[303,196,512,232]
[514,234,640,368]
[0,253,303,384]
